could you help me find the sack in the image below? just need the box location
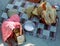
[7,9,18,17]
[17,35,25,45]
[32,8,38,15]
[25,7,34,18]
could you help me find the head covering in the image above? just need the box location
[8,14,20,22]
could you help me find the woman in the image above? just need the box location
[1,14,23,46]
[32,1,57,25]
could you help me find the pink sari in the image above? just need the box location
[1,14,22,42]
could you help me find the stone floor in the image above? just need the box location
[0,11,60,46]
